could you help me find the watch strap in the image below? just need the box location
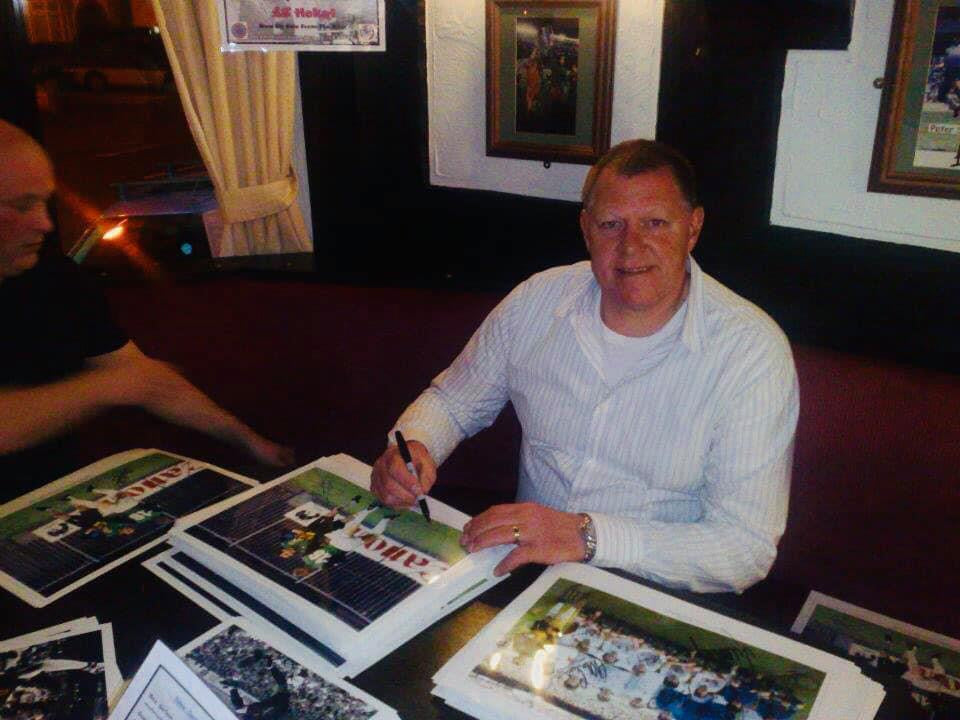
[578,512,597,563]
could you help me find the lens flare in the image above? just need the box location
[102,222,126,241]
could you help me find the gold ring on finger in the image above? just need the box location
[512,525,521,544]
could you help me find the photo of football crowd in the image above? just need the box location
[471,580,825,720]
[184,623,376,720]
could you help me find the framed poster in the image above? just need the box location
[218,0,386,52]
[486,0,616,165]
[869,0,960,199]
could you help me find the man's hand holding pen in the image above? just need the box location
[371,435,590,577]
[370,435,437,515]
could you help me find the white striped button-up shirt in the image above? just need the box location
[396,258,799,593]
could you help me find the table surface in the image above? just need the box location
[0,437,917,720]
[3,534,914,720]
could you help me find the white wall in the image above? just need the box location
[425,0,664,202]
[772,0,959,252]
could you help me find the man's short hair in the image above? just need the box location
[581,139,699,209]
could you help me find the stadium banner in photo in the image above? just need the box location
[217,0,386,52]
[793,590,960,719]
[433,564,886,720]
[170,454,510,676]
[0,449,256,607]
[486,0,616,165]
[1,621,121,719]
[869,0,960,199]
[178,617,398,720]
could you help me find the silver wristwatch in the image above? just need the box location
[578,513,597,563]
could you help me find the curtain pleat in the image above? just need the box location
[152,0,311,256]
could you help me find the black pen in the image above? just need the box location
[394,430,431,522]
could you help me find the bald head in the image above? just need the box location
[0,120,55,280]
[0,121,51,178]
[0,119,42,150]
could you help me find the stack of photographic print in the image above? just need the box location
[170,454,510,676]
[0,449,256,607]
[0,617,121,719]
[793,591,960,720]
[178,617,398,720]
[434,564,885,720]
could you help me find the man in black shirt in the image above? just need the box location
[0,120,291,495]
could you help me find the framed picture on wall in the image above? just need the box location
[869,0,960,199]
[485,0,616,165]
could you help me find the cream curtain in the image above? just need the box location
[151,1,311,255]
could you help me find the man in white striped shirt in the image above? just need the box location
[371,139,799,593]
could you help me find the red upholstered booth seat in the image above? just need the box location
[92,275,958,637]
[773,345,960,637]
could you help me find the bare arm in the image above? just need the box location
[0,364,121,453]
[0,341,292,465]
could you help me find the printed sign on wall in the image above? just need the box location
[219,0,386,52]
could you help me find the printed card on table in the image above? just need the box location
[108,640,235,720]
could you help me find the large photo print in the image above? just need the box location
[470,578,825,720]
[0,450,252,606]
[182,621,380,720]
[793,591,960,719]
[184,466,467,631]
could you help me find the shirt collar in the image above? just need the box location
[553,263,596,319]
[681,256,706,354]
[556,257,707,354]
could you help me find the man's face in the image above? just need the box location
[580,167,704,335]
[0,144,55,280]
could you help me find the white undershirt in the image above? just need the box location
[592,293,688,387]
